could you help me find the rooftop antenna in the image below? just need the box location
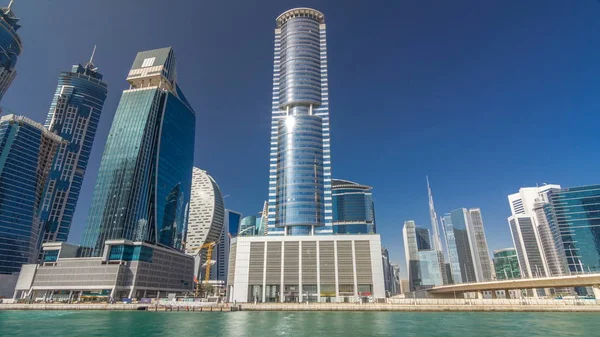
[7,0,13,10]
[84,45,98,71]
[89,45,96,65]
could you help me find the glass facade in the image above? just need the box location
[227,210,242,237]
[0,115,64,274]
[80,48,195,257]
[332,179,376,234]
[416,227,431,250]
[493,248,521,280]
[239,215,258,236]
[108,244,153,262]
[0,3,21,103]
[38,60,108,248]
[275,115,324,235]
[546,185,600,274]
[418,250,444,287]
[268,8,332,235]
[443,209,477,284]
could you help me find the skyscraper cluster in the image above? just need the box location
[403,180,493,291]
[10,46,201,300]
[0,3,111,292]
[401,180,600,296]
[2,2,598,303]
[506,184,600,295]
[0,2,208,299]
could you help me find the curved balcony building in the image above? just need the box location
[0,1,22,102]
[268,8,332,236]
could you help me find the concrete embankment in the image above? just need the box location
[0,304,235,311]
[1,303,599,312]
[239,303,600,312]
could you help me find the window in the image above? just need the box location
[141,57,155,68]
[72,116,88,145]
[63,106,77,134]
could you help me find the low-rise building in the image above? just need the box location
[227,234,386,303]
[13,240,193,301]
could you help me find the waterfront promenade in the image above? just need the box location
[1,298,599,312]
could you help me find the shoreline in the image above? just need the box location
[1,303,599,312]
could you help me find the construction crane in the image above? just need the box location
[189,242,217,297]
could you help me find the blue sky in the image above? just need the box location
[3,0,600,273]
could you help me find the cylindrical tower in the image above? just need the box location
[268,8,332,236]
[277,8,324,109]
[275,115,325,235]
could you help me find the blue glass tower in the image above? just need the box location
[0,115,64,274]
[545,185,600,274]
[268,8,332,235]
[38,51,108,247]
[331,179,376,234]
[442,209,477,284]
[80,47,195,257]
[0,1,21,103]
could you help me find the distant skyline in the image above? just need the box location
[2,0,600,273]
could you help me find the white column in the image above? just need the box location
[352,240,358,299]
[334,240,339,300]
[280,241,285,303]
[262,242,267,303]
[316,241,321,303]
[299,241,303,302]
[592,285,600,301]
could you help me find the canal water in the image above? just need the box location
[0,310,596,336]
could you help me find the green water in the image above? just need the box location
[0,311,596,336]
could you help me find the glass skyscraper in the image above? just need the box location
[443,209,477,284]
[468,208,493,281]
[545,185,600,274]
[0,1,21,103]
[493,248,521,280]
[331,179,375,234]
[80,47,195,256]
[0,115,64,274]
[267,8,332,236]
[403,220,420,291]
[38,53,108,247]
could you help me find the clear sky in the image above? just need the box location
[3,0,600,275]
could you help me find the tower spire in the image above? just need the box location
[427,176,444,253]
[7,0,13,10]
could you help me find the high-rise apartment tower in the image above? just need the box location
[0,1,21,103]
[38,50,108,247]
